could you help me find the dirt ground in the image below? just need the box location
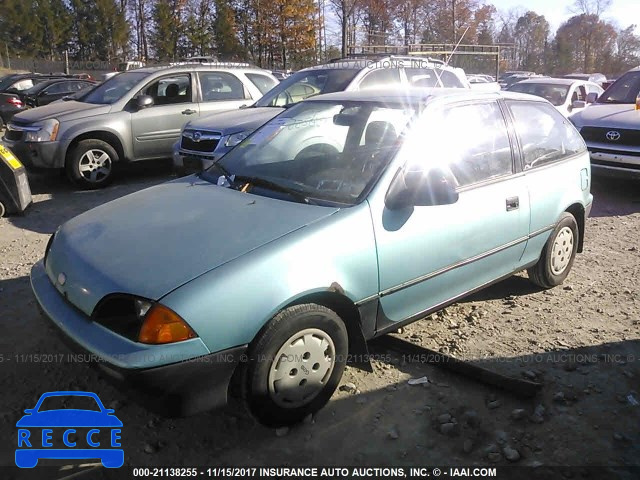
[0,164,638,479]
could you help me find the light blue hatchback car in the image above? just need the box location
[31,88,592,426]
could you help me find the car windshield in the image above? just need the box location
[597,71,640,104]
[78,71,149,104]
[255,68,360,108]
[206,100,417,205]
[37,395,101,412]
[508,83,570,106]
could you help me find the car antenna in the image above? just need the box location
[430,26,470,87]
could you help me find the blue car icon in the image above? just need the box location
[16,391,123,468]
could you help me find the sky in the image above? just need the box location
[490,0,640,32]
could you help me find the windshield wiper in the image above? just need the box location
[235,175,318,205]
[201,162,236,187]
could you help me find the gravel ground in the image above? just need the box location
[0,167,638,478]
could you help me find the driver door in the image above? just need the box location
[131,74,199,159]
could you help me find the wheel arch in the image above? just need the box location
[64,130,127,167]
[564,202,585,253]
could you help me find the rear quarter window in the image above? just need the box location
[506,100,586,169]
[245,73,278,95]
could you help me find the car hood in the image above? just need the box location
[571,103,640,128]
[12,101,111,123]
[16,410,122,427]
[185,106,283,135]
[45,176,338,316]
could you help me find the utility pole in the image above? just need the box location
[5,43,10,70]
[64,50,70,75]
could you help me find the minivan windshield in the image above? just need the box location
[78,71,149,104]
[205,100,417,205]
[255,68,360,108]
[597,71,640,104]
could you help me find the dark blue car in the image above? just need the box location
[15,391,123,468]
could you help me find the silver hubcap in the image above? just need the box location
[78,149,112,183]
[551,226,574,275]
[268,328,336,408]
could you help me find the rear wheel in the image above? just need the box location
[66,139,117,189]
[241,303,348,426]
[528,212,579,289]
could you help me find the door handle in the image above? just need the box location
[506,196,519,211]
[182,109,197,115]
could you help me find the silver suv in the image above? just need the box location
[570,67,640,177]
[2,64,277,188]
[173,56,470,175]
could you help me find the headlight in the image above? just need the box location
[24,119,60,142]
[224,131,251,147]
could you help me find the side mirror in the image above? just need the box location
[104,409,115,414]
[571,100,587,110]
[23,409,34,414]
[136,94,154,109]
[385,167,459,210]
[586,92,598,104]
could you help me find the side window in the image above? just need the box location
[44,82,69,94]
[438,102,513,187]
[404,68,465,88]
[245,73,278,95]
[507,100,586,169]
[11,79,35,91]
[142,74,191,105]
[405,68,440,87]
[358,68,401,90]
[199,72,247,101]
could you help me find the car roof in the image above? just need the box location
[307,87,547,104]
[133,64,274,75]
[299,56,454,73]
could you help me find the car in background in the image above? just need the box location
[569,67,640,177]
[467,74,500,92]
[173,55,470,175]
[499,73,540,89]
[32,88,592,427]
[271,70,293,81]
[507,77,604,117]
[0,73,70,128]
[19,78,97,108]
[3,65,278,188]
[103,61,146,81]
[563,73,607,87]
[498,71,536,88]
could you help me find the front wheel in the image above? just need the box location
[528,212,579,289]
[241,303,348,426]
[66,139,117,189]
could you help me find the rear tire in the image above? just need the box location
[66,139,117,189]
[528,212,579,289]
[241,303,348,427]
[0,201,5,218]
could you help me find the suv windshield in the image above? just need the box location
[597,71,640,104]
[255,68,360,108]
[79,71,149,104]
[208,100,417,205]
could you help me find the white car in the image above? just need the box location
[507,77,604,117]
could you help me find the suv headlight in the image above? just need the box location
[24,119,60,142]
[224,131,250,147]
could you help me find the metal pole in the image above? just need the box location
[64,50,70,75]
[5,43,10,70]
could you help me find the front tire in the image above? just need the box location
[241,303,348,427]
[66,139,117,189]
[528,212,579,289]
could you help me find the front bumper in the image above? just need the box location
[588,148,640,178]
[2,137,62,169]
[30,259,246,416]
[173,141,232,175]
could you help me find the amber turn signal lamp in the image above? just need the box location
[138,304,197,344]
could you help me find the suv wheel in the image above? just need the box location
[66,139,117,189]
[240,303,348,426]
